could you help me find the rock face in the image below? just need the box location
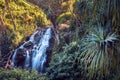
[15,48,26,67]
[11,26,54,72]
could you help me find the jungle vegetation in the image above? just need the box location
[0,0,120,80]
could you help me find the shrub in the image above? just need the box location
[0,68,46,80]
[47,41,84,80]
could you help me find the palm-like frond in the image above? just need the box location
[80,26,120,78]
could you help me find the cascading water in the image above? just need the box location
[24,51,30,68]
[11,49,17,67]
[32,28,51,72]
[11,27,54,73]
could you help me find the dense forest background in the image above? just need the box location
[0,0,120,80]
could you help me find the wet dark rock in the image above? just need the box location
[17,48,26,55]
[25,36,30,41]
[48,37,54,51]
[46,29,55,67]
[34,32,41,43]
[15,48,26,67]
[24,41,34,49]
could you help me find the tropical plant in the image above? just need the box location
[47,0,120,79]
[71,0,120,39]
[80,25,120,79]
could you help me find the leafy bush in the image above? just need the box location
[0,68,46,80]
[47,41,85,80]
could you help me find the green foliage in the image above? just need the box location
[47,41,85,80]
[48,26,120,80]
[0,28,15,55]
[0,0,119,79]
[0,0,50,54]
[70,0,120,40]
[48,0,120,79]
[56,12,72,24]
[80,26,120,79]
[0,68,46,80]
[27,0,75,25]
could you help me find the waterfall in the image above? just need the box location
[29,31,38,43]
[24,51,30,68]
[11,49,17,66]
[11,27,54,72]
[32,28,51,72]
